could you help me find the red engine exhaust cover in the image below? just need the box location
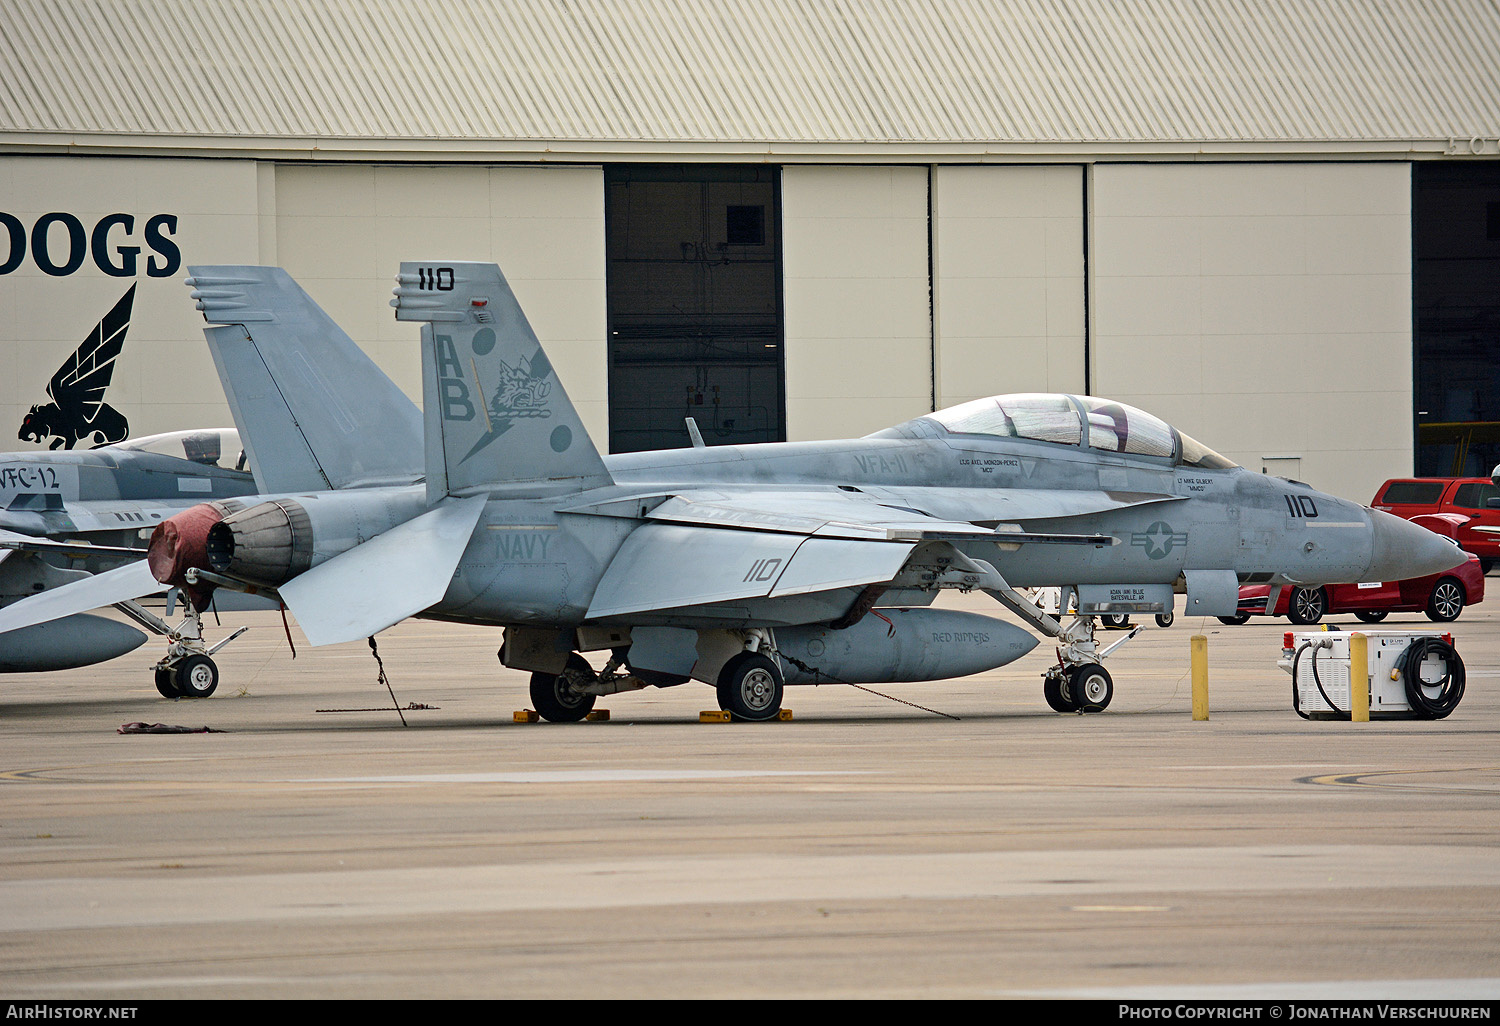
[146,503,227,608]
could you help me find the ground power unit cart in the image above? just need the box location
[1279,630,1466,720]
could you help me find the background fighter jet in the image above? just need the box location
[0,265,419,685]
[0,427,255,547]
[0,262,1465,718]
[0,428,258,673]
[1,280,264,674]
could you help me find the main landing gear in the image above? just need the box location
[117,596,246,699]
[516,631,789,724]
[715,651,784,722]
[528,654,600,722]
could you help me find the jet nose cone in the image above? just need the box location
[1366,509,1468,582]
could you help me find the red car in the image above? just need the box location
[1222,552,1484,626]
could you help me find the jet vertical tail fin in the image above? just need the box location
[186,267,423,494]
[392,261,612,500]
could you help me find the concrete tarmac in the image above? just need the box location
[0,593,1497,1000]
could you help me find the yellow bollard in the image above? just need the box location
[1191,634,1209,720]
[1349,632,1369,722]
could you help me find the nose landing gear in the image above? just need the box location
[980,575,1142,714]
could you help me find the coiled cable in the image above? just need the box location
[1291,639,1344,720]
[1395,637,1465,720]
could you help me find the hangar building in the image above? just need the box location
[3,0,1499,503]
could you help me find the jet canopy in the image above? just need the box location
[105,429,252,474]
[874,394,1238,470]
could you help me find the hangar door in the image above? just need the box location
[605,165,784,453]
[1414,162,1500,476]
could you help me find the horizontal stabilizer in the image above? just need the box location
[0,559,162,636]
[188,266,423,492]
[277,495,487,646]
[586,522,913,620]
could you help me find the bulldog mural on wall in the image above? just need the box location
[18,285,134,450]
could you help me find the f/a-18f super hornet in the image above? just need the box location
[0,262,1464,719]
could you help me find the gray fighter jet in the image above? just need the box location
[0,428,257,672]
[0,283,261,674]
[0,267,419,686]
[0,427,254,546]
[0,262,1463,718]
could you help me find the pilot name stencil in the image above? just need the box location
[959,457,1020,473]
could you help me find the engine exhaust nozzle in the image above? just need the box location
[205,499,314,587]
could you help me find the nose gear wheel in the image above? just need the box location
[1043,661,1114,713]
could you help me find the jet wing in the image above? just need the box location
[568,487,1118,544]
[585,522,914,620]
[0,559,163,636]
[643,490,999,541]
[852,486,1187,524]
[0,528,142,559]
[580,487,1119,621]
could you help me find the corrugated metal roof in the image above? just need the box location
[1,0,1498,156]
